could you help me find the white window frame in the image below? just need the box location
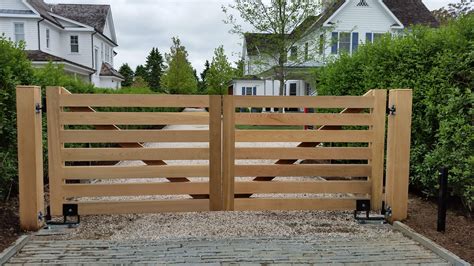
[94,47,99,71]
[70,35,79,53]
[14,22,25,43]
[339,32,351,54]
[45,28,50,49]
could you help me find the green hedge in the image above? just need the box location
[315,16,473,209]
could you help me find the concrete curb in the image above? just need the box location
[0,235,30,265]
[393,221,470,266]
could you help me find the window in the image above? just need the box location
[366,32,385,43]
[373,33,384,42]
[290,46,297,60]
[331,32,338,54]
[242,87,256,95]
[46,29,50,48]
[289,83,297,96]
[339,32,351,53]
[14,23,25,43]
[304,42,309,60]
[352,32,359,52]
[319,34,325,55]
[70,35,79,53]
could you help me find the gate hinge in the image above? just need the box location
[354,200,386,223]
[387,105,396,115]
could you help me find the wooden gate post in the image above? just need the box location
[16,86,44,231]
[209,95,223,211]
[386,89,413,222]
[222,95,235,211]
[46,86,63,216]
[370,89,387,211]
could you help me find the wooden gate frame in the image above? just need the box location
[16,86,412,230]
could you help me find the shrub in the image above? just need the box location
[316,15,474,209]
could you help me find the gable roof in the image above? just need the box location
[244,33,285,56]
[48,4,110,33]
[100,62,124,79]
[26,50,95,72]
[26,0,62,27]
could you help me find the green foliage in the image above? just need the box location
[0,36,34,199]
[145,48,165,92]
[160,37,198,94]
[316,16,474,209]
[207,46,234,95]
[118,63,134,87]
[432,0,473,25]
[135,64,147,80]
[198,60,210,95]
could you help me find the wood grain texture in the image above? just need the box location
[236,130,373,143]
[222,96,235,210]
[61,130,209,143]
[235,164,371,177]
[370,90,387,211]
[235,147,372,160]
[234,198,367,211]
[60,94,210,107]
[62,165,209,179]
[209,95,223,211]
[235,113,373,126]
[233,96,375,108]
[60,112,209,125]
[235,181,371,194]
[61,148,209,161]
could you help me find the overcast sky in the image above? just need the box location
[47,0,450,74]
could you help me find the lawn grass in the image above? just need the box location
[236,125,304,130]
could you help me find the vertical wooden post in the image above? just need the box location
[222,95,235,211]
[370,89,387,211]
[46,87,63,216]
[209,95,223,211]
[386,89,413,222]
[16,86,44,231]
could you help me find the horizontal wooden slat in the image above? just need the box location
[235,130,373,143]
[62,165,209,180]
[233,96,375,108]
[70,199,210,215]
[60,112,209,125]
[235,181,371,194]
[61,130,209,143]
[234,164,371,177]
[234,198,368,211]
[63,182,209,197]
[60,94,210,107]
[235,113,373,126]
[62,148,209,161]
[235,147,371,160]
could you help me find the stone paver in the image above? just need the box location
[7,234,449,265]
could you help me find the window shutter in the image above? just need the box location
[253,87,257,95]
[366,33,373,43]
[331,32,338,54]
[242,87,245,95]
[352,32,359,52]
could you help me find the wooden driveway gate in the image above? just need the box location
[16,86,412,230]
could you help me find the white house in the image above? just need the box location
[231,0,438,99]
[0,0,124,89]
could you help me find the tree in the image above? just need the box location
[223,0,319,96]
[145,47,165,92]
[198,60,210,94]
[160,37,198,94]
[432,0,473,24]
[118,63,134,87]
[135,65,147,80]
[234,59,244,78]
[206,46,234,95]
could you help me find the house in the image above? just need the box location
[231,0,438,101]
[0,0,124,89]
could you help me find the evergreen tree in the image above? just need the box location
[145,47,164,92]
[118,63,134,87]
[234,59,244,78]
[198,60,210,94]
[160,37,198,94]
[206,46,234,95]
[135,65,147,80]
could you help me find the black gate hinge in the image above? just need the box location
[387,105,396,115]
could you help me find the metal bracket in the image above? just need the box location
[44,204,80,227]
[387,105,396,115]
[354,200,386,223]
[35,103,42,114]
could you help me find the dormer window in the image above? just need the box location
[357,0,369,7]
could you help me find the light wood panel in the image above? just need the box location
[234,198,367,211]
[235,147,371,160]
[16,86,44,231]
[235,181,371,194]
[370,90,387,211]
[235,164,371,177]
[60,94,210,107]
[234,96,375,108]
[62,165,209,179]
[235,113,373,126]
[386,89,413,222]
[73,199,210,215]
[235,130,372,143]
[209,95,223,211]
[61,148,209,161]
[63,182,209,197]
[222,95,235,211]
[60,112,209,125]
[61,130,209,143]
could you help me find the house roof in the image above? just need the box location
[382,0,439,27]
[290,15,321,39]
[26,50,95,72]
[244,33,285,56]
[26,0,62,28]
[100,62,124,79]
[48,4,110,34]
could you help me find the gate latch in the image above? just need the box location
[35,103,42,114]
[387,105,396,115]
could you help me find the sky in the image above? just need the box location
[47,0,451,74]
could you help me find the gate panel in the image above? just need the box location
[223,91,387,211]
[47,87,219,216]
